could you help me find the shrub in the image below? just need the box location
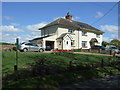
[31,54,71,76]
[51,51,75,58]
[12,47,17,51]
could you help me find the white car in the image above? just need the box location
[19,42,44,52]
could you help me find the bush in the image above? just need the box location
[12,47,17,51]
[51,51,75,58]
[31,54,71,76]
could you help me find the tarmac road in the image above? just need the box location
[60,74,120,88]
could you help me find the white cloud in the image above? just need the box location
[95,11,104,18]
[103,36,114,42]
[53,17,65,21]
[111,34,118,39]
[1,32,41,44]
[75,16,80,20]
[25,22,48,31]
[10,23,20,26]
[3,16,13,20]
[100,25,118,33]
[0,25,24,32]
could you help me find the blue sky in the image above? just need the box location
[1,2,118,43]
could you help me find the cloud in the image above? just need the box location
[1,32,41,44]
[95,11,104,18]
[0,25,24,32]
[1,22,48,43]
[100,25,118,33]
[25,22,48,31]
[103,36,114,42]
[3,16,13,20]
[75,16,80,20]
[10,23,20,26]
[53,17,65,21]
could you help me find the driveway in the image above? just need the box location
[74,52,112,56]
[60,74,120,88]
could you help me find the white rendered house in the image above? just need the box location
[30,13,104,50]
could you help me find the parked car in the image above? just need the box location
[19,42,44,52]
[109,47,120,54]
[91,45,108,50]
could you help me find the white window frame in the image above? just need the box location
[96,34,100,38]
[71,40,75,46]
[82,41,87,47]
[68,29,75,33]
[82,31,87,36]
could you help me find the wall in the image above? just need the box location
[79,31,102,49]
[41,26,58,36]
[41,26,103,50]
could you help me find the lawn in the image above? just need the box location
[2,51,120,88]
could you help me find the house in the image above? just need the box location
[29,12,104,50]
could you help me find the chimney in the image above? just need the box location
[65,12,72,20]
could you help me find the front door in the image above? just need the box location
[65,40,71,50]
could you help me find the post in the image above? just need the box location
[99,49,102,53]
[14,38,19,72]
[101,59,104,68]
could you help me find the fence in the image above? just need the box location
[74,49,115,55]
[0,45,15,50]
[68,60,120,71]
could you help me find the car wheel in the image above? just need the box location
[23,48,28,52]
[39,49,43,52]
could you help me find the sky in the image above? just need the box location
[1,2,118,44]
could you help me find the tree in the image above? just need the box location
[102,41,108,47]
[102,41,111,47]
[110,39,120,48]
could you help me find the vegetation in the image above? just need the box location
[102,39,120,48]
[2,51,120,88]
[0,42,14,45]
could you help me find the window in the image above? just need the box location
[82,31,87,36]
[59,41,61,45]
[96,34,100,38]
[71,40,75,46]
[82,41,87,47]
[66,41,68,45]
[78,24,87,28]
[68,29,75,33]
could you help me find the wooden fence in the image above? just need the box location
[74,49,115,55]
[0,45,15,50]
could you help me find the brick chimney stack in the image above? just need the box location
[65,12,72,20]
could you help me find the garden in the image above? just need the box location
[2,51,120,88]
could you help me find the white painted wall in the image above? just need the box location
[79,31,102,49]
[40,26,103,50]
[41,26,58,36]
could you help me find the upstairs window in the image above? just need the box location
[82,31,87,36]
[96,34,100,38]
[78,24,87,28]
[68,29,75,33]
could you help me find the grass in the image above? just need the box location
[2,51,120,88]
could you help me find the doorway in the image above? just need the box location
[46,41,54,51]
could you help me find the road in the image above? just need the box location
[60,74,120,88]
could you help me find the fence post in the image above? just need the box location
[89,49,91,52]
[99,49,102,53]
[68,61,72,70]
[101,59,104,68]
[109,50,114,55]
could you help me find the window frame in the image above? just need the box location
[96,34,100,38]
[82,41,87,48]
[71,40,75,46]
[68,29,75,33]
[82,31,87,36]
